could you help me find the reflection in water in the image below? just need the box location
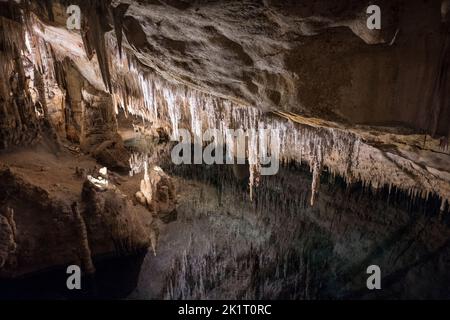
[0,252,146,300]
[130,162,450,300]
[2,162,449,300]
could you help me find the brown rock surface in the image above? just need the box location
[0,149,157,278]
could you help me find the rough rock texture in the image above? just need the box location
[0,11,41,149]
[91,136,130,172]
[17,0,450,135]
[0,153,156,278]
[117,0,449,138]
[0,208,17,269]
[81,175,156,256]
[3,0,446,206]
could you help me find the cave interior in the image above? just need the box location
[0,0,450,300]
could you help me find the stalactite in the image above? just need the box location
[0,8,46,149]
[72,0,114,92]
[112,3,130,59]
[441,198,448,212]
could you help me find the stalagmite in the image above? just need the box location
[71,202,96,274]
[441,198,447,212]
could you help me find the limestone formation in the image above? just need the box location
[135,160,177,223]
[0,0,449,299]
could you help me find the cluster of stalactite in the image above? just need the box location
[0,1,70,150]
[111,39,450,210]
[2,1,449,210]
[36,10,129,152]
[0,5,41,149]
[0,0,128,146]
[30,0,129,94]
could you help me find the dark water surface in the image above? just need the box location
[1,163,449,300]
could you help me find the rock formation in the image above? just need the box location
[0,0,449,299]
[135,162,177,223]
[0,162,161,278]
